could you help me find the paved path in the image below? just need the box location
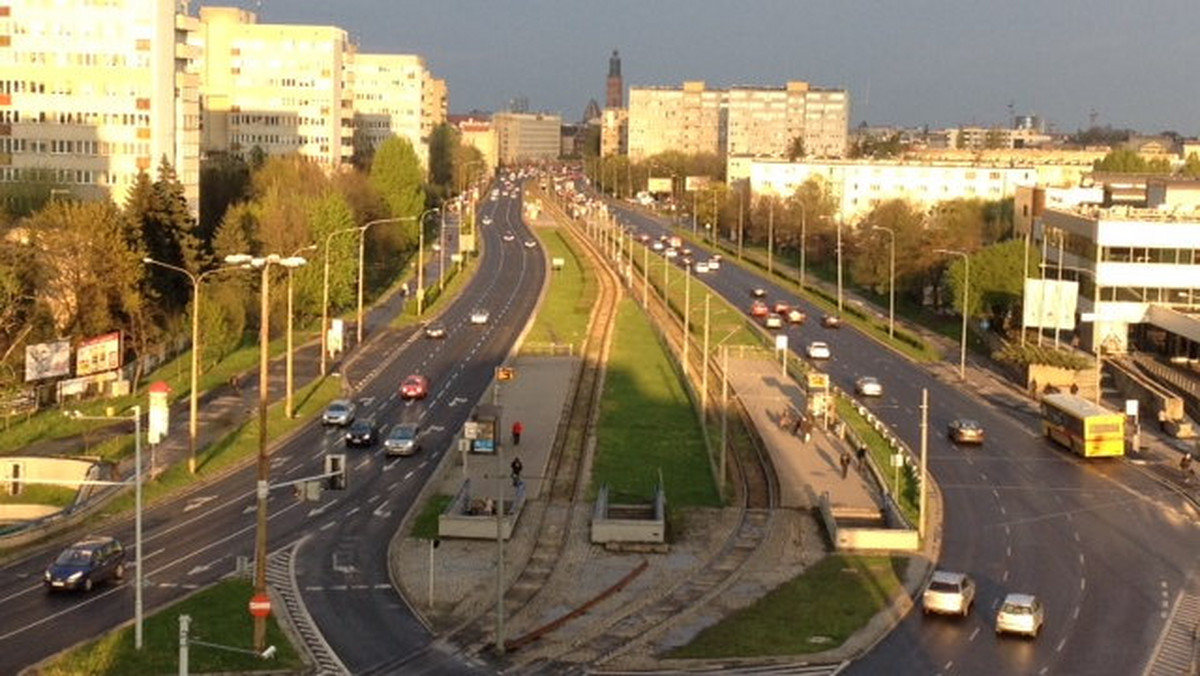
[728,356,878,512]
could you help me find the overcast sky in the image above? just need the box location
[245,0,1199,135]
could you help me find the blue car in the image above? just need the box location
[45,536,125,592]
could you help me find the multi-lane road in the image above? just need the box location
[605,199,1200,676]
[0,183,541,675]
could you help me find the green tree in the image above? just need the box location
[1182,153,1200,179]
[1093,148,1148,173]
[306,192,359,317]
[0,168,70,222]
[851,200,926,300]
[369,136,426,248]
[787,137,806,161]
[427,123,459,198]
[939,239,1035,330]
[126,159,203,316]
[198,152,251,247]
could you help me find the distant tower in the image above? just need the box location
[606,50,623,109]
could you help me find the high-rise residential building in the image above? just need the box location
[627,80,849,161]
[493,112,561,165]
[0,0,201,212]
[452,115,498,170]
[351,53,445,168]
[606,50,623,109]
[198,7,353,168]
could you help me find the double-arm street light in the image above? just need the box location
[141,258,243,474]
[934,248,970,380]
[870,225,896,338]
[319,218,405,375]
[224,252,307,652]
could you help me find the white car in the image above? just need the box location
[651,241,665,251]
[806,341,831,360]
[694,262,710,274]
[923,571,976,617]
[855,376,883,397]
[502,233,515,242]
[523,240,537,249]
[996,593,1044,637]
[763,313,784,329]
[469,309,490,325]
[482,215,493,225]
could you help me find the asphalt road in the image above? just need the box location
[605,198,1200,676]
[0,179,544,675]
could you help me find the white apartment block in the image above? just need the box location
[627,80,848,162]
[627,81,723,160]
[600,107,627,157]
[493,112,561,165]
[1041,201,1200,355]
[0,0,201,212]
[198,7,353,168]
[455,117,497,170]
[351,53,442,168]
[741,158,1035,224]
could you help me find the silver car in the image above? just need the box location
[922,570,975,617]
[322,399,356,427]
[384,423,420,457]
[996,593,1044,637]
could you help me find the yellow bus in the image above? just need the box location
[1040,393,1125,458]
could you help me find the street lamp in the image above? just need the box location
[870,226,896,338]
[141,258,242,474]
[66,406,144,649]
[837,214,845,315]
[767,199,775,276]
[797,201,807,291]
[224,252,307,652]
[285,244,317,418]
[416,208,440,316]
[934,248,970,380]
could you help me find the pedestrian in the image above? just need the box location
[856,445,867,470]
[1181,453,1193,482]
[839,449,852,479]
[511,420,524,446]
[228,373,242,395]
[802,418,812,444]
[510,457,523,487]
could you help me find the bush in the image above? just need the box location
[993,342,1094,370]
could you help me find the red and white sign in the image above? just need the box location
[248,593,271,618]
[76,332,121,376]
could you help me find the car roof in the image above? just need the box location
[1002,592,1038,605]
[329,399,351,407]
[931,570,968,584]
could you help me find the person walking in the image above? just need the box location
[855,445,867,470]
[839,449,852,479]
[511,420,524,446]
[510,457,523,487]
[1181,452,1194,483]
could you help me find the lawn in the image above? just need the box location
[37,578,303,675]
[523,227,596,352]
[593,299,719,507]
[668,554,906,658]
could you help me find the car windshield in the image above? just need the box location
[928,580,960,593]
[392,427,416,440]
[328,403,348,413]
[1001,602,1032,615]
[56,548,94,565]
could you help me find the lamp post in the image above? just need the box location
[935,248,970,380]
[737,185,745,261]
[416,208,440,316]
[141,258,242,474]
[767,199,775,277]
[837,214,845,315]
[285,244,317,418]
[224,252,307,652]
[870,225,896,338]
[797,201,808,291]
[358,217,412,343]
[67,406,144,648]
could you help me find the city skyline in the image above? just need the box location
[249,0,1200,135]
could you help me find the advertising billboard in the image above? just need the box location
[1023,279,1079,330]
[24,340,71,382]
[76,332,121,376]
[647,177,673,194]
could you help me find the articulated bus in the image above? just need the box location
[1040,393,1125,458]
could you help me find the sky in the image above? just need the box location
[245,0,1200,135]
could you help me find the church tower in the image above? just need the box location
[606,50,623,109]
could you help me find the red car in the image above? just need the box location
[749,301,769,318]
[400,374,429,400]
[773,301,791,315]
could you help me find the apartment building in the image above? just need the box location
[600,107,627,157]
[453,116,498,170]
[627,80,848,161]
[0,0,201,211]
[492,112,561,165]
[351,53,445,168]
[741,158,1035,223]
[198,7,353,168]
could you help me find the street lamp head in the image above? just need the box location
[224,254,253,265]
[279,256,308,268]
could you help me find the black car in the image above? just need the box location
[345,418,378,447]
[45,536,125,592]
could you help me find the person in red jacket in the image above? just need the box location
[511,420,524,445]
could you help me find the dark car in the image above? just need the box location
[345,418,378,447]
[400,374,429,400]
[45,536,125,592]
[948,418,985,444]
[424,323,447,339]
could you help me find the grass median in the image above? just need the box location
[593,299,719,508]
[523,227,596,353]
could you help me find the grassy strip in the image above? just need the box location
[668,554,906,658]
[37,578,303,675]
[593,299,719,508]
[523,228,596,352]
[0,484,76,507]
[837,396,920,524]
[410,494,454,540]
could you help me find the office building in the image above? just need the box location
[0,0,201,212]
[493,112,561,164]
[351,53,445,168]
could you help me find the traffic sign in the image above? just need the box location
[497,367,515,381]
[249,593,271,618]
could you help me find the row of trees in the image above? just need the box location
[0,126,487,394]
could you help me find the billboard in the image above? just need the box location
[24,340,71,382]
[684,175,712,192]
[76,331,121,376]
[647,177,673,194]
[1023,278,1079,330]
